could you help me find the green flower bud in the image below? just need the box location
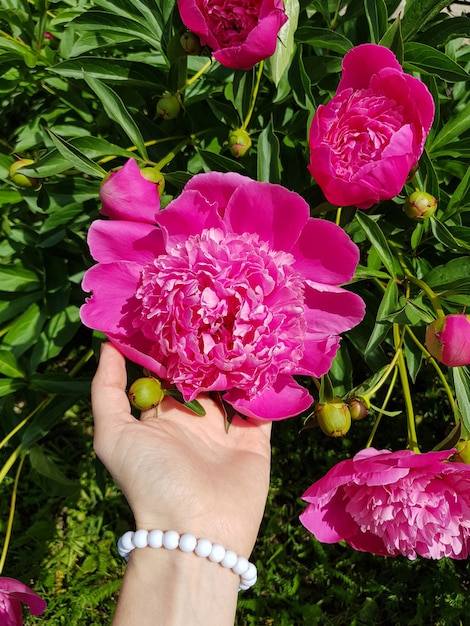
[315,397,351,438]
[140,167,165,197]
[348,397,369,421]
[180,31,202,55]
[228,128,252,158]
[453,440,470,465]
[9,158,38,188]
[128,377,165,411]
[157,94,182,120]
[404,191,437,220]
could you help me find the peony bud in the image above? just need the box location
[128,377,165,411]
[404,191,437,220]
[453,440,470,465]
[348,397,369,421]
[425,313,470,367]
[140,166,165,197]
[228,128,252,158]
[315,397,351,437]
[156,94,182,120]
[9,158,39,188]
[180,31,202,55]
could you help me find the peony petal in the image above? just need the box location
[225,181,309,252]
[88,220,165,264]
[214,9,287,70]
[304,283,366,335]
[0,577,47,617]
[107,335,167,379]
[291,218,360,284]
[224,376,312,420]
[100,159,160,223]
[300,489,359,543]
[337,44,403,93]
[156,189,225,248]
[183,171,251,213]
[293,333,340,378]
[81,262,141,335]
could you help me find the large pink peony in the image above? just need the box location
[177,0,287,71]
[300,448,470,559]
[308,44,435,209]
[0,577,46,626]
[81,159,365,420]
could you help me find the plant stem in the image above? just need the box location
[405,273,445,321]
[242,61,264,130]
[0,451,25,575]
[393,324,420,452]
[404,325,456,414]
[0,445,22,485]
[155,137,192,171]
[365,367,398,448]
[364,349,401,399]
[176,58,213,95]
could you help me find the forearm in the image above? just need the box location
[112,546,240,626]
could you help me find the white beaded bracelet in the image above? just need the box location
[117,530,258,591]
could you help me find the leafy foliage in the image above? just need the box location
[1,0,470,623]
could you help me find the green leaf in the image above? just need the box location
[364,0,388,44]
[404,43,470,82]
[49,58,166,87]
[453,367,470,436]
[319,374,335,404]
[0,378,24,397]
[29,445,78,487]
[0,350,26,378]
[295,26,353,55]
[365,280,399,355]
[164,389,206,416]
[443,165,470,218]
[3,303,48,358]
[45,128,107,178]
[83,73,149,160]
[29,373,91,395]
[416,16,470,48]
[424,257,470,295]
[265,0,299,86]
[379,18,404,63]
[257,119,281,184]
[355,212,403,279]
[401,0,455,41]
[70,11,159,49]
[431,218,470,253]
[429,101,470,154]
[0,265,40,292]
[197,149,245,174]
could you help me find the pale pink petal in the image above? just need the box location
[88,221,165,264]
[291,218,360,284]
[224,376,312,420]
[100,159,160,223]
[225,182,309,251]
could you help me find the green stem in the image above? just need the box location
[405,273,445,321]
[176,58,212,95]
[335,207,342,226]
[241,61,264,130]
[97,136,188,166]
[0,445,22,485]
[365,367,398,448]
[364,349,401,400]
[405,325,456,415]
[0,450,26,575]
[155,137,192,171]
[393,324,420,452]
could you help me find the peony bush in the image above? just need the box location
[2,0,470,622]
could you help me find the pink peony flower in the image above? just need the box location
[0,577,46,626]
[81,160,365,420]
[425,313,470,367]
[308,44,435,209]
[300,447,470,560]
[177,0,288,71]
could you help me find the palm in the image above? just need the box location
[92,344,272,556]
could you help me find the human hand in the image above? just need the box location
[92,343,272,557]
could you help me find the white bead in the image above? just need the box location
[233,556,250,575]
[179,533,197,553]
[120,531,135,551]
[163,530,180,549]
[148,530,163,548]
[221,550,238,569]
[209,543,226,563]
[242,562,257,582]
[195,538,212,558]
[133,529,149,548]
